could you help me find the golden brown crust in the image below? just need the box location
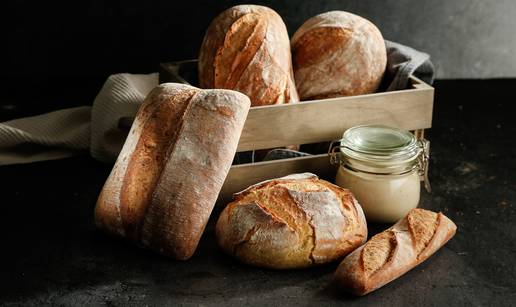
[361,231,396,276]
[95,83,251,260]
[214,13,267,89]
[291,11,387,100]
[199,5,299,106]
[293,27,352,69]
[120,88,198,239]
[95,84,194,237]
[215,173,367,269]
[334,208,457,295]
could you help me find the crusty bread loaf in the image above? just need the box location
[198,5,299,106]
[291,11,387,100]
[334,208,457,295]
[215,173,367,269]
[95,83,250,260]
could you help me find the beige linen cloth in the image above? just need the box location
[0,73,158,165]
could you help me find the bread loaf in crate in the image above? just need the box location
[199,5,299,106]
[291,11,387,100]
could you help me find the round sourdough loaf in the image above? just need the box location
[291,11,387,100]
[198,5,299,106]
[215,173,367,269]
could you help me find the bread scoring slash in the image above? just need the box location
[198,5,299,106]
[215,173,368,269]
[334,208,457,295]
[95,83,250,260]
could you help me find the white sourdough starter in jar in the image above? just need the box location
[336,166,420,223]
[334,125,426,223]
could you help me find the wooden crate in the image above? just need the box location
[160,61,434,204]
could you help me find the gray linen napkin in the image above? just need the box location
[0,73,158,165]
[0,42,434,166]
[384,40,434,91]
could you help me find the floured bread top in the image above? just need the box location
[215,173,367,269]
[291,11,387,100]
[360,208,440,276]
[199,5,299,106]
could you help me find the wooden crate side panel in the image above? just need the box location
[218,154,337,204]
[237,87,434,151]
[411,76,435,127]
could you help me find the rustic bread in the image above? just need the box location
[334,208,457,295]
[198,5,299,106]
[291,11,387,100]
[95,83,250,260]
[215,173,367,269]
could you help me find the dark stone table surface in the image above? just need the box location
[1,80,515,306]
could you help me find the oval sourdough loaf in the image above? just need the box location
[334,208,457,295]
[198,5,299,106]
[291,11,387,100]
[215,173,368,269]
[95,83,250,260]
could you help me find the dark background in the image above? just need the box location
[3,0,516,119]
[2,1,516,305]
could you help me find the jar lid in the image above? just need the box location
[339,125,422,174]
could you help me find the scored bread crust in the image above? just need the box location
[291,11,387,100]
[334,208,457,295]
[215,173,368,269]
[198,5,299,106]
[95,83,250,260]
[95,83,196,238]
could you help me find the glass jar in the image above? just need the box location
[330,125,430,223]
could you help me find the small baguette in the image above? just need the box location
[334,208,457,295]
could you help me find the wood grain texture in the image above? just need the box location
[236,77,434,151]
[95,83,251,260]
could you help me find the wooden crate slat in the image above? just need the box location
[218,153,337,204]
[237,83,434,151]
